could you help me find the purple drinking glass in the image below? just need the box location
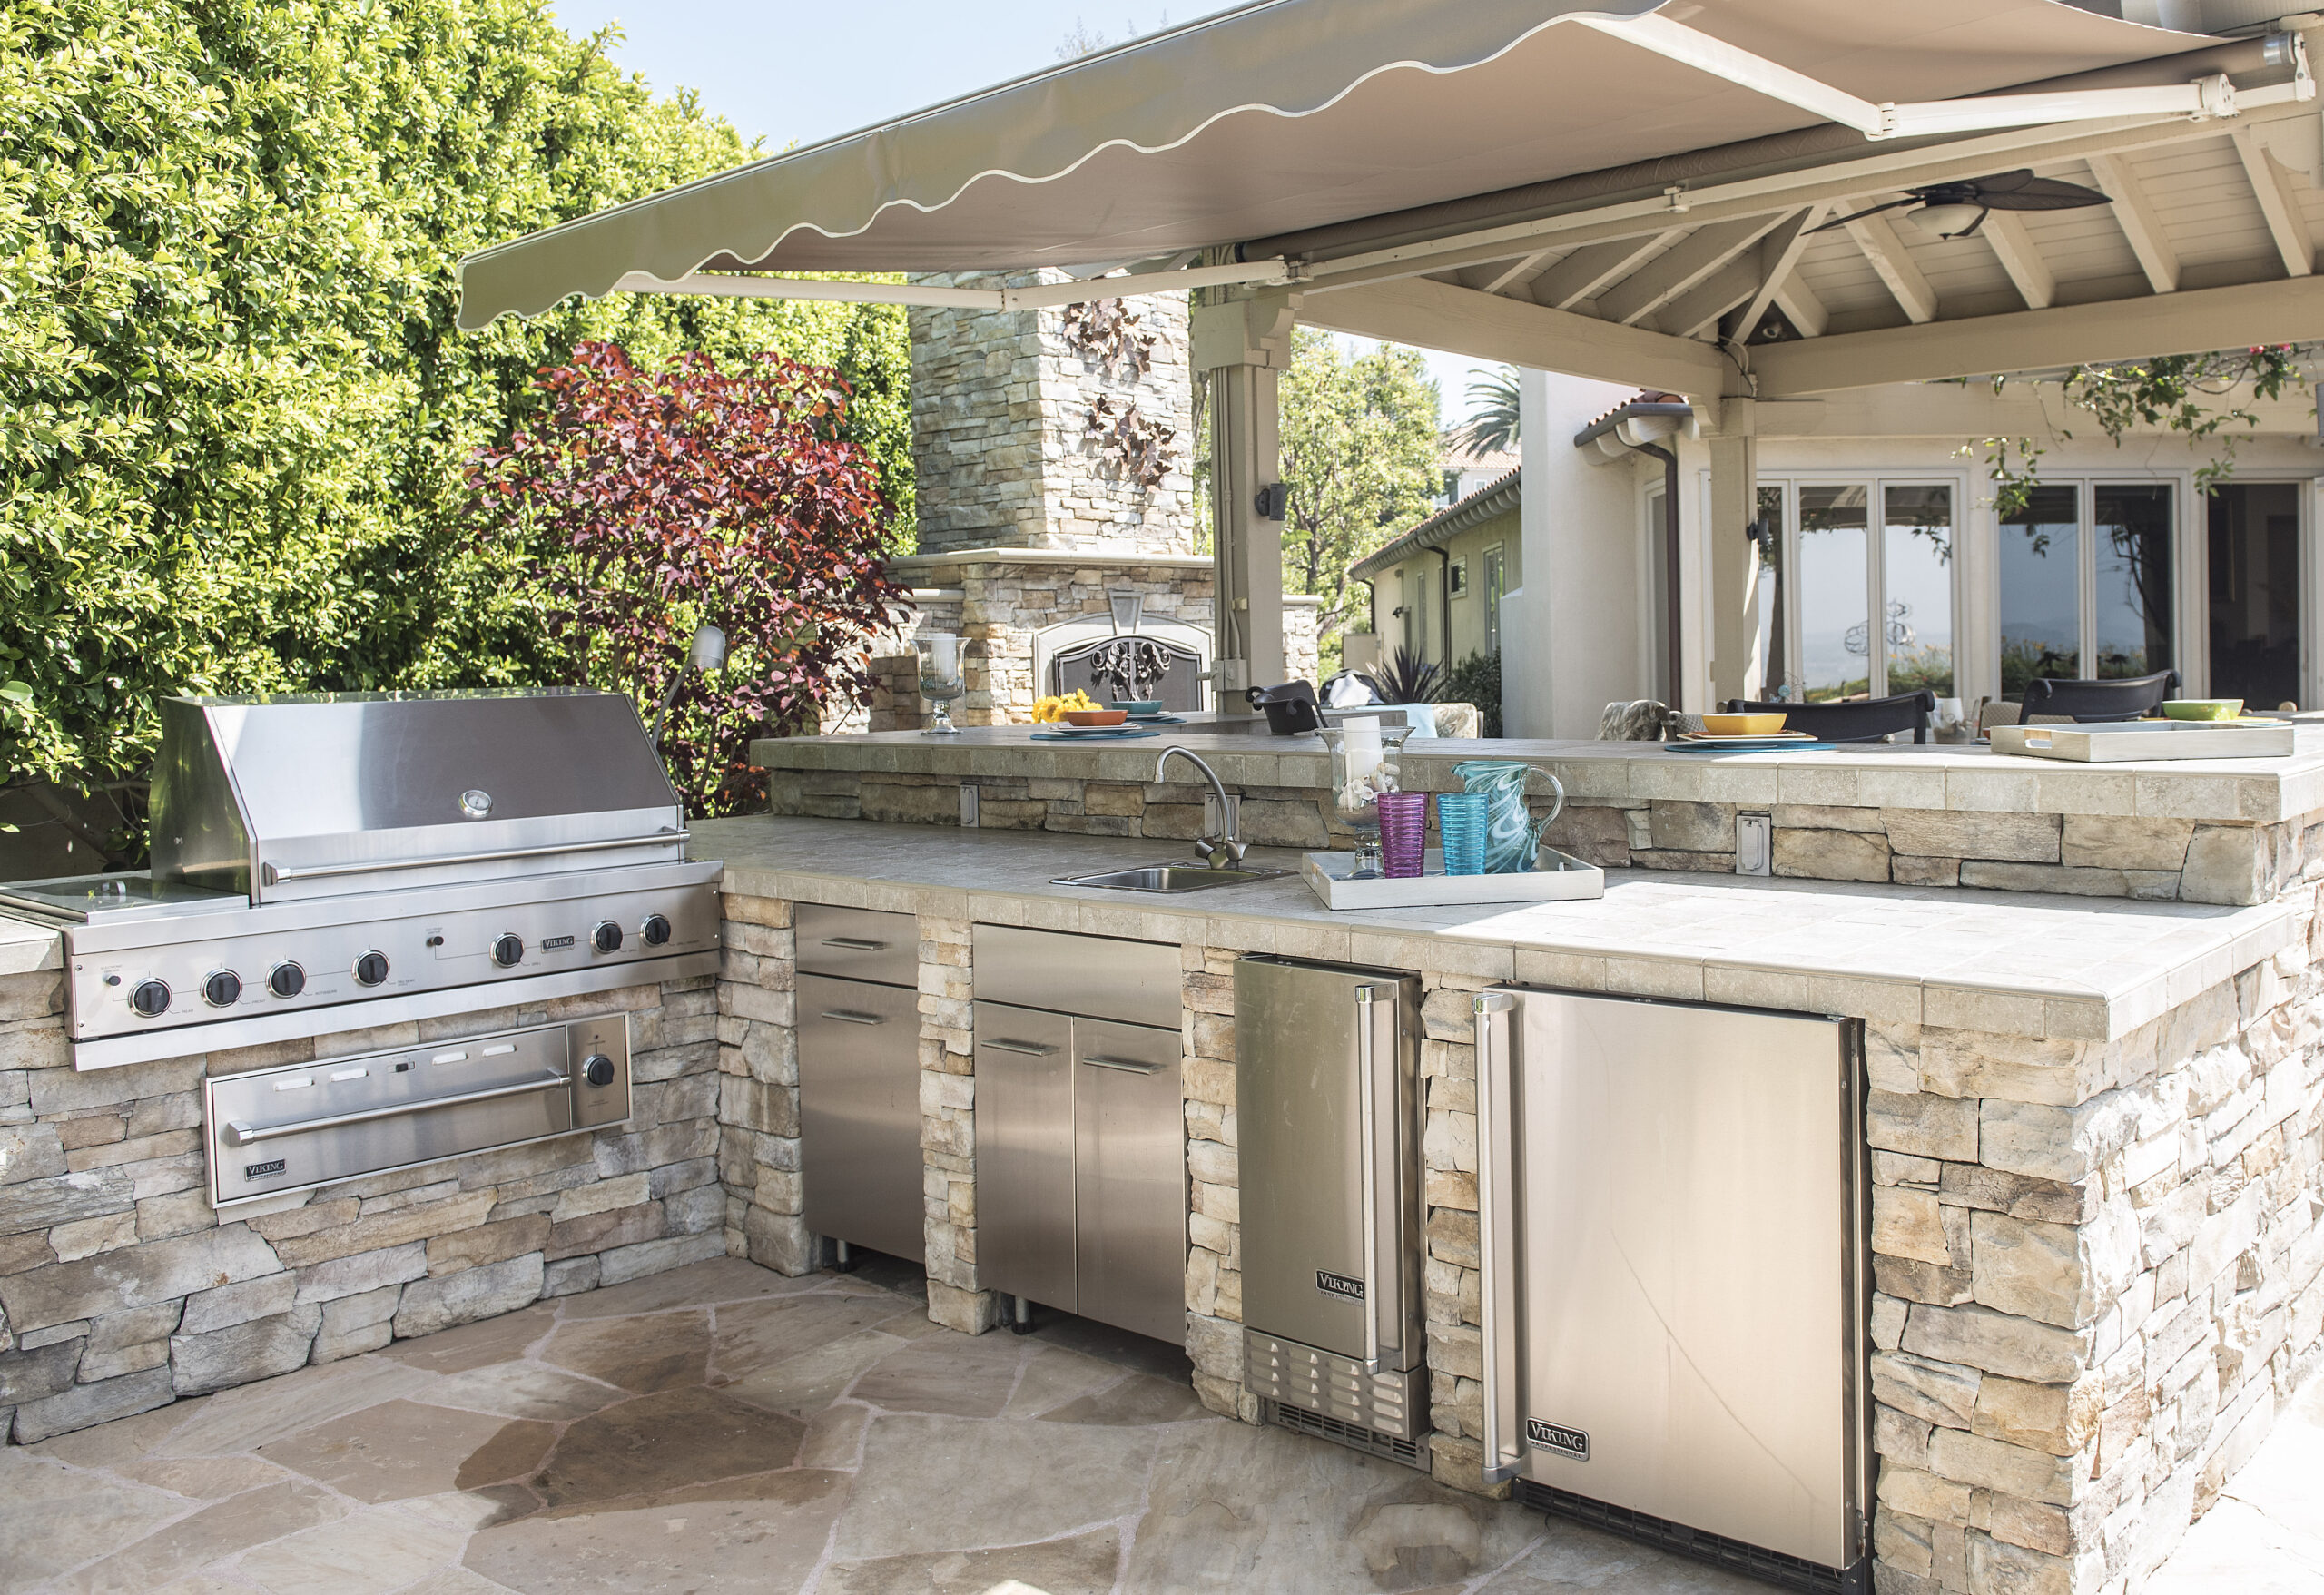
[1376,790,1428,879]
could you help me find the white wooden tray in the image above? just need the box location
[1302,848,1605,910]
[1990,721,2294,762]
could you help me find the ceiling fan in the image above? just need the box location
[1811,170,2112,241]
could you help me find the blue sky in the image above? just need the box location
[547,0,1492,426]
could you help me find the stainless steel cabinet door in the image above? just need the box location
[972,1001,1077,1312]
[1072,1017,1186,1344]
[799,973,925,1263]
[1507,991,1862,1570]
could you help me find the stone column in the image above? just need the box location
[1182,940,1251,1420]
[916,914,993,1332]
[719,893,814,1274]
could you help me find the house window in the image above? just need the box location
[1482,546,1506,655]
[1787,479,1954,701]
[1999,482,2173,696]
[1449,558,1469,598]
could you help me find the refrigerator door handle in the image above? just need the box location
[1354,985,1384,1373]
[1473,989,1522,1484]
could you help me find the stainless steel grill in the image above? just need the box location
[0,689,723,1072]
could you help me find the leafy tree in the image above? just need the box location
[0,0,911,857]
[468,343,902,816]
[1447,364,1520,458]
[1276,330,1441,672]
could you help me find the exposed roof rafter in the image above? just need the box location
[1727,205,1826,341]
[1595,216,1783,327]
[1979,210,2055,310]
[1845,214,1939,324]
[2230,123,2316,277]
[2085,152,2181,294]
[1531,233,1679,310]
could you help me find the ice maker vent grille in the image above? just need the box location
[1264,1400,1424,1468]
[1521,1483,1867,1595]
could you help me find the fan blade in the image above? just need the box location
[1958,169,2111,211]
[1807,196,1919,233]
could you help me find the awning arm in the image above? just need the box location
[1578,13,2312,142]
[609,258,1295,311]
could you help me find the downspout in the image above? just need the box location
[1433,546,1453,673]
[1634,443,1682,709]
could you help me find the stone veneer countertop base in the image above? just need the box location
[751,724,2324,824]
[692,814,2304,1043]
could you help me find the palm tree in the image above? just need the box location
[1446,365,1519,457]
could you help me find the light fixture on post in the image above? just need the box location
[652,623,727,753]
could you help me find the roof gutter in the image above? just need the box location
[1575,404,1693,706]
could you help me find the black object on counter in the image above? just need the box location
[1246,680,1323,735]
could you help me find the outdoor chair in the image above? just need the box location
[2017,670,2180,722]
[1722,690,1935,744]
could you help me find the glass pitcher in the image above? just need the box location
[1449,760,1566,873]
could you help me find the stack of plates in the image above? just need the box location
[1031,725,1158,741]
[1668,730,1830,754]
[1126,712,1185,724]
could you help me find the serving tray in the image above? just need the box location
[1302,848,1605,909]
[1989,721,2294,762]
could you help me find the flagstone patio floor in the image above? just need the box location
[0,1254,1783,1595]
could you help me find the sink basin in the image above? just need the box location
[1051,863,1293,893]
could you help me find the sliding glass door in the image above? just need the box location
[2208,482,2301,709]
[1998,482,2175,698]
[1782,479,1954,701]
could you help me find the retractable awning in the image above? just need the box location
[458,0,2220,329]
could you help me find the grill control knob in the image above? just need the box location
[353,950,389,987]
[583,1054,616,1088]
[202,970,241,1009]
[130,979,172,1018]
[591,921,624,954]
[268,962,305,999]
[641,914,673,947]
[491,933,524,968]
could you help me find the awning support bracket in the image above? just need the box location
[1577,13,2312,143]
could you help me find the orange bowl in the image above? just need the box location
[1063,708,1128,726]
[1702,712,1787,736]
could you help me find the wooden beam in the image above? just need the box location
[2086,153,2180,294]
[1531,233,1675,310]
[1846,213,1939,324]
[1725,205,1824,341]
[1658,258,1759,340]
[1773,277,1828,339]
[2230,124,2315,278]
[1300,275,1726,398]
[1980,211,2055,310]
[1595,216,1780,327]
[1481,249,1553,295]
[1750,274,2324,396]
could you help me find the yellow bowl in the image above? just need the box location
[1702,713,1787,736]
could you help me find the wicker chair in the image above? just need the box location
[1721,691,1936,744]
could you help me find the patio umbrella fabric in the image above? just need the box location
[458,0,2211,329]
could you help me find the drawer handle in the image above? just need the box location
[819,1009,885,1026]
[227,1070,567,1147]
[1081,1055,1164,1075]
[984,1039,1058,1057]
[819,937,888,951]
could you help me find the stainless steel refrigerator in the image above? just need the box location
[1234,956,1427,1466]
[1473,987,1871,1594]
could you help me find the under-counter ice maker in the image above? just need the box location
[1235,955,1427,1465]
[1473,987,1871,1593]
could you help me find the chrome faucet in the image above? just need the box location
[1156,748,1248,868]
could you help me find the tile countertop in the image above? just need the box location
[750,724,2324,825]
[693,815,2309,1044]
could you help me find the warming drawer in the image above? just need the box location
[204,1015,631,1206]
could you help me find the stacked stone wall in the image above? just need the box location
[718,892,811,1275]
[0,971,726,1444]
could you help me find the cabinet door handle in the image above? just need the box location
[1473,989,1521,1486]
[1080,1055,1163,1074]
[819,937,887,951]
[983,1038,1058,1056]
[819,1009,884,1026]
[1354,985,1384,1373]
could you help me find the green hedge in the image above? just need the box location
[0,0,911,805]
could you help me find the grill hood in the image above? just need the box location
[151,690,687,903]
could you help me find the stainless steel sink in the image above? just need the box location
[1050,863,1293,893]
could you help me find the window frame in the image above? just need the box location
[1993,477,2186,694]
[1768,471,1968,702]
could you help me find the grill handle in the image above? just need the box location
[226,1070,569,1147]
[261,831,689,886]
[1473,990,1522,1485]
[818,1009,885,1027]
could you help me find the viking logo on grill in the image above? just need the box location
[244,1159,287,1178]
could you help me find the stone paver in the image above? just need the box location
[2148,1365,2324,1595]
[0,1256,1774,1595]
